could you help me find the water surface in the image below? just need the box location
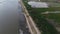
[0,0,19,34]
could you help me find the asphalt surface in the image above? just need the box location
[0,0,30,34]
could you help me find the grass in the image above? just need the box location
[31,7,60,12]
[22,0,58,34]
[29,11,58,34]
[43,13,60,24]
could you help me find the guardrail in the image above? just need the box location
[19,0,41,34]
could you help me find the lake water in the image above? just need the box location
[0,0,20,34]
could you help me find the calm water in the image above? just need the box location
[0,0,20,34]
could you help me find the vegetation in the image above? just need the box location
[22,0,32,10]
[43,13,60,24]
[29,10,58,34]
[22,0,58,34]
[32,8,60,12]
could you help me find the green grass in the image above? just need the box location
[29,11,58,34]
[22,0,58,34]
[32,7,60,12]
[43,13,60,24]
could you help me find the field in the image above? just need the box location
[22,0,60,34]
[43,13,60,24]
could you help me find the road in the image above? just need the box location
[0,0,30,34]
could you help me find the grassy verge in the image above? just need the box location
[22,0,58,34]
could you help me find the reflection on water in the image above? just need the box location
[0,0,19,34]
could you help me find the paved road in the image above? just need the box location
[0,0,30,34]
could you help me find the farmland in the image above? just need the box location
[22,0,60,34]
[43,13,60,25]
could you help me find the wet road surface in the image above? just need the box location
[0,0,30,34]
